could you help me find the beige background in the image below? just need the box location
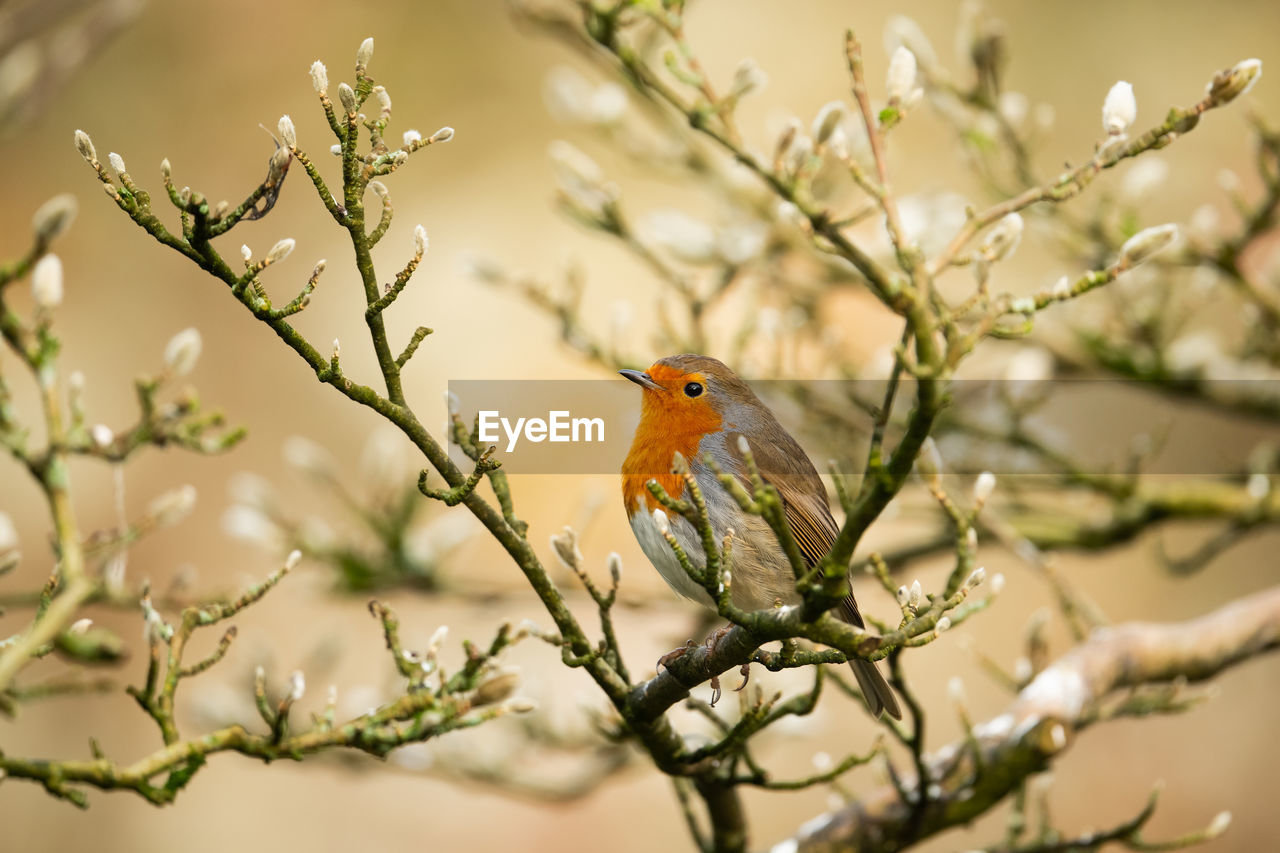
[1,1,1278,851]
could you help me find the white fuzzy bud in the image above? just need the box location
[916,437,942,482]
[908,580,923,610]
[32,194,77,243]
[266,238,296,263]
[332,338,341,360]
[31,254,64,308]
[285,549,302,570]
[69,618,94,635]
[427,624,449,655]
[414,224,428,256]
[369,180,389,200]
[1246,473,1270,501]
[240,245,252,262]
[289,670,306,702]
[310,60,328,95]
[896,585,910,606]
[886,46,918,103]
[1051,275,1072,299]
[356,37,374,69]
[374,86,391,118]
[812,100,846,145]
[965,527,978,551]
[963,566,986,590]
[278,115,296,148]
[108,152,126,175]
[1206,811,1232,838]
[730,58,768,99]
[1102,81,1136,135]
[652,508,670,535]
[74,129,96,164]
[973,471,996,503]
[430,126,455,143]
[283,435,335,478]
[330,144,342,156]
[935,616,952,634]
[1118,223,1178,267]
[163,327,202,377]
[149,484,197,527]
[91,423,114,449]
[0,512,15,550]
[403,129,422,146]
[1207,58,1262,105]
[981,212,1023,261]
[338,82,357,114]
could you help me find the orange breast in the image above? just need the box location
[621,389,722,515]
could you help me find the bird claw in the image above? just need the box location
[733,662,751,693]
[656,639,698,673]
[657,628,751,707]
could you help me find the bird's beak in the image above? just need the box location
[619,369,662,391]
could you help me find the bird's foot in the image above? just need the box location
[656,639,698,673]
[702,625,751,705]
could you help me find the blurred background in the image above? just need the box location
[1,0,1278,850]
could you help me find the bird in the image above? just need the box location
[620,353,902,719]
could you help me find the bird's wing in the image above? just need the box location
[722,427,868,629]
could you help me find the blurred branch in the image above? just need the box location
[782,585,1280,852]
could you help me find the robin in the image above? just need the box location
[620,354,902,719]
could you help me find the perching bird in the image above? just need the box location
[620,353,901,719]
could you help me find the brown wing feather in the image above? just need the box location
[724,428,900,718]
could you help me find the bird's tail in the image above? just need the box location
[849,658,902,720]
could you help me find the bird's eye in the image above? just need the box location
[684,382,703,398]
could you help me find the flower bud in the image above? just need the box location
[652,508,670,535]
[896,585,910,606]
[266,238,296,263]
[980,212,1023,261]
[69,618,94,635]
[1102,81,1136,135]
[92,423,114,449]
[310,60,328,95]
[338,82,357,114]
[164,327,202,377]
[935,615,951,634]
[149,484,197,527]
[278,115,296,149]
[74,129,97,164]
[0,512,17,551]
[414,224,428,256]
[373,85,391,119]
[1118,223,1178,267]
[812,100,846,145]
[1207,58,1261,106]
[108,152,127,175]
[1206,811,1233,839]
[916,437,942,483]
[973,471,996,503]
[289,670,306,702]
[908,579,922,610]
[356,37,374,69]
[963,566,986,590]
[886,46,918,103]
[32,254,64,308]
[431,126,455,143]
[403,129,422,146]
[32,194,77,243]
[729,57,768,99]
[369,180,389,200]
[608,552,623,585]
